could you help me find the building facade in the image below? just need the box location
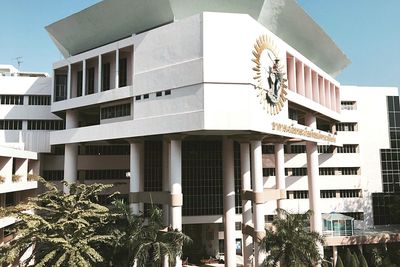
[0,66,47,244]
[0,0,395,266]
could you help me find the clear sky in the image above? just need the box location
[1,0,399,87]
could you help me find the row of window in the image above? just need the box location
[287,189,362,199]
[262,144,359,154]
[100,103,131,120]
[79,169,129,180]
[27,120,65,130]
[340,101,357,110]
[0,95,23,105]
[0,120,22,130]
[263,167,360,176]
[42,169,129,181]
[29,95,51,105]
[78,144,130,155]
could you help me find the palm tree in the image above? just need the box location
[110,201,192,267]
[0,179,116,267]
[260,209,325,267]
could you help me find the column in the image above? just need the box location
[67,64,71,99]
[274,143,285,210]
[162,139,170,225]
[115,49,119,89]
[130,142,143,215]
[170,139,182,267]
[305,113,324,263]
[240,142,253,267]
[98,55,102,93]
[223,138,236,267]
[63,110,79,193]
[64,144,78,193]
[82,59,87,96]
[251,140,265,267]
[332,246,337,267]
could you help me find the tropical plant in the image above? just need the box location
[260,209,325,267]
[349,253,358,267]
[109,200,192,267]
[336,255,344,267]
[0,178,116,266]
[12,174,21,182]
[353,251,360,266]
[359,252,369,267]
[344,248,353,267]
[27,174,40,181]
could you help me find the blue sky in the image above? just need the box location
[1,0,399,87]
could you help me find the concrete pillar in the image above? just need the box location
[63,110,79,193]
[130,142,143,215]
[332,246,337,267]
[251,140,265,267]
[67,64,71,99]
[223,138,236,267]
[64,144,78,193]
[305,113,324,263]
[162,139,170,225]
[82,59,86,96]
[115,49,119,89]
[274,143,285,211]
[170,139,182,267]
[240,142,253,267]
[98,55,102,93]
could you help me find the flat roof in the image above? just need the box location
[46,0,350,76]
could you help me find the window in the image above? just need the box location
[285,168,307,176]
[339,189,361,198]
[341,101,356,110]
[42,170,64,181]
[336,123,357,131]
[320,190,336,198]
[54,75,67,101]
[289,145,306,154]
[78,144,130,155]
[87,67,95,94]
[27,120,65,130]
[77,70,83,97]
[79,169,129,180]
[318,145,333,154]
[0,95,23,105]
[341,212,364,220]
[0,120,22,130]
[319,168,335,175]
[263,168,275,176]
[51,145,65,155]
[337,144,358,153]
[338,167,359,175]
[289,190,309,199]
[28,95,51,105]
[100,103,131,120]
[119,58,127,87]
[262,145,274,154]
[5,192,15,207]
[102,63,111,91]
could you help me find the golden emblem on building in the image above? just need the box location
[252,35,287,115]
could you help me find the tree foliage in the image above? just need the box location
[109,201,191,267]
[260,209,325,267]
[0,179,115,266]
[0,179,191,267]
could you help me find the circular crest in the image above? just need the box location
[252,35,287,115]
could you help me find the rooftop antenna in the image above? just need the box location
[13,57,23,70]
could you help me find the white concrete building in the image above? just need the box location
[28,0,400,266]
[0,65,48,244]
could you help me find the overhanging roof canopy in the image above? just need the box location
[46,0,350,76]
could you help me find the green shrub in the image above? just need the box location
[344,248,353,267]
[359,253,368,267]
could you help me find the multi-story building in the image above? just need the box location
[45,1,348,266]
[0,65,50,244]
[0,0,397,266]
